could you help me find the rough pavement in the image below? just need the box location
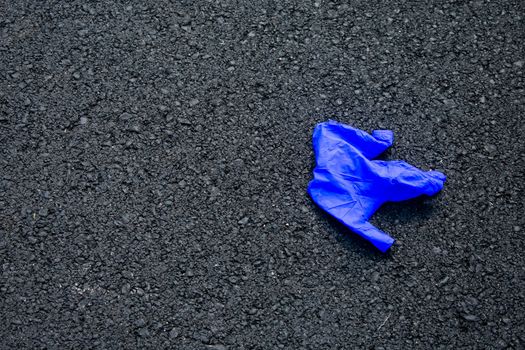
[1,1,524,349]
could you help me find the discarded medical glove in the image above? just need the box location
[307,120,446,252]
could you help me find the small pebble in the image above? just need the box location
[207,345,227,350]
[437,276,449,286]
[371,271,380,283]
[169,328,179,339]
[137,328,150,337]
[238,217,249,225]
[463,314,479,322]
[178,118,191,125]
[484,144,497,153]
[120,112,132,121]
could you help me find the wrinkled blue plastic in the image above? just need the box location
[308,120,446,252]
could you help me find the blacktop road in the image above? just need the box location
[1,1,523,349]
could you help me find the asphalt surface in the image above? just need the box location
[1,1,524,349]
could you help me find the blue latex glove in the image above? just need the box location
[307,120,446,252]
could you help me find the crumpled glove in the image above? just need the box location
[307,120,446,252]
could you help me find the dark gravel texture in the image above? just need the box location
[1,1,524,349]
